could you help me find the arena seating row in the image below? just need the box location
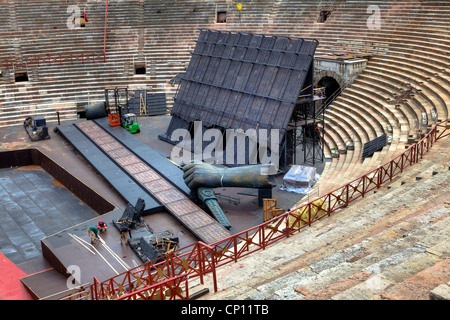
[0,0,448,185]
[1,0,447,301]
[198,135,450,300]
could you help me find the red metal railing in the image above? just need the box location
[114,274,190,300]
[82,242,218,300]
[60,119,449,300]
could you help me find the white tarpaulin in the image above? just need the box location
[280,165,319,194]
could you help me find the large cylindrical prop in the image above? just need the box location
[85,101,107,120]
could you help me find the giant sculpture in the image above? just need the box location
[180,162,275,229]
[181,162,275,189]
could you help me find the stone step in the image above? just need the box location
[378,258,450,300]
[200,137,450,299]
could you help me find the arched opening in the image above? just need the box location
[317,76,341,101]
[134,62,146,75]
[318,10,331,23]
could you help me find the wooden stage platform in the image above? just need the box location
[16,117,232,299]
[0,115,305,299]
[55,117,230,244]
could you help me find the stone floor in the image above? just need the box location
[0,165,98,265]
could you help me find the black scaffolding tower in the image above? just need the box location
[285,86,325,166]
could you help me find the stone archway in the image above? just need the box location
[317,75,341,100]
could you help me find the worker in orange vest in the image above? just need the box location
[97,220,107,232]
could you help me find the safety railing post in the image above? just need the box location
[389,160,393,182]
[327,194,332,216]
[362,175,366,197]
[415,143,419,163]
[345,184,350,206]
[200,241,217,293]
[261,225,266,249]
[210,246,218,293]
[170,252,176,279]
[199,243,205,286]
[282,212,288,237]
[234,237,238,263]
[89,283,94,300]
[400,152,405,173]
[92,277,98,300]
[378,167,382,187]
[308,202,312,226]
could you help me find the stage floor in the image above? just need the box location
[0,165,98,265]
[0,114,324,299]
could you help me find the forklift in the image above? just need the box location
[105,86,140,134]
[122,113,140,134]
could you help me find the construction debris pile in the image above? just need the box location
[132,231,179,264]
[23,116,50,141]
[113,198,179,263]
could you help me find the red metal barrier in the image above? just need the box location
[115,274,190,300]
[61,119,449,300]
